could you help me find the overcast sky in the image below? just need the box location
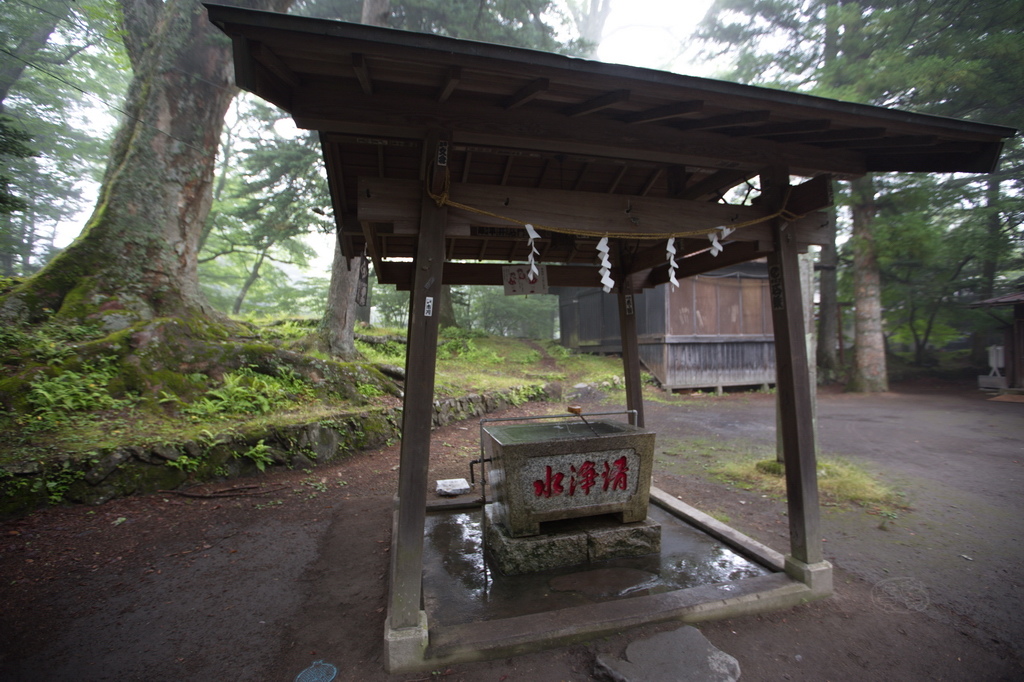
[594,0,719,75]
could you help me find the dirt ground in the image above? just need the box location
[1,379,1022,681]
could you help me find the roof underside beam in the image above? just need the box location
[356,178,832,247]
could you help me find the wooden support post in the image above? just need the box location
[389,136,448,630]
[763,167,823,567]
[617,278,644,428]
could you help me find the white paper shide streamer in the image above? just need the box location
[524,223,541,281]
[597,236,615,293]
[665,238,680,289]
[707,226,735,257]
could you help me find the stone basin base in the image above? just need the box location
[484,504,661,576]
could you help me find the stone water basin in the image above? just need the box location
[483,419,655,537]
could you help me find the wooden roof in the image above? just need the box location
[207,5,1016,289]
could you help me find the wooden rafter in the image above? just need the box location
[351,53,373,95]
[563,89,631,117]
[503,78,549,109]
[437,66,461,103]
[621,100,704,124]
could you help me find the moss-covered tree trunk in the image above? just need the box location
[849,174,888,392]
[0,0,290,331]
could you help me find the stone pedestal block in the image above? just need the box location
[484,504,661,576]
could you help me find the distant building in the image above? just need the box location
[557,263,775,392]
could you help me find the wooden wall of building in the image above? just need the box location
[557,265,776,391]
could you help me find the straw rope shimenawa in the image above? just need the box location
[426,168,806,242]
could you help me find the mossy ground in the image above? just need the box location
[0,318,628,514]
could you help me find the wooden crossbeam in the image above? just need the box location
[357,178,832,246]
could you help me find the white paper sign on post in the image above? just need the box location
[503,264,549,295]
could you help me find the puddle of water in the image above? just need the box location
[422,505,770,625]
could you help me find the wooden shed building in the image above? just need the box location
[558,262,777,391]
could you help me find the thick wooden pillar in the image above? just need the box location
[389,136,448,629]
[617,278,644,427]
[763,167,823,566]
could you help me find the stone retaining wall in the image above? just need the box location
[0,385,557,518]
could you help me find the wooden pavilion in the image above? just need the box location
[207,5,1015,671]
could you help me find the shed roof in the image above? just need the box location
[972,291,1024,308]
[207,5,1016,288]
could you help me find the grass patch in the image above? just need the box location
[714,455,902,509]
[655,435,904,512]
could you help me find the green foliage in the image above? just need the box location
[199,98,330,316]
[357,382,386,398]
[507,384,547,406]
[0,0,130,276]
[370,277,411,328]
[457,285,559,339]
[380,0,584,55]
[181,366,312,420]
[237,439,274,472]
[255,318,319,341]
[0,116,34,216]
[165,454,203,473]
[0,460,84,505]
[354,337,405,363]
[698,0,1023,372]
[26,358,136,429]
[0,319,102,364]
[39,461,85,503]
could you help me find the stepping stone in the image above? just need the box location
[436,478,472,496]
[595,625,740,682]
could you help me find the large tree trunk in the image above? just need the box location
[970,175,1004,365]
[361,0,391,25]
[815,204,840,383]
[438,285,458,328]
[0,0,291,329]
[319,0,389,358]
[848,174,888,392]
[232,251,266,315]
[321,231,361,359]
